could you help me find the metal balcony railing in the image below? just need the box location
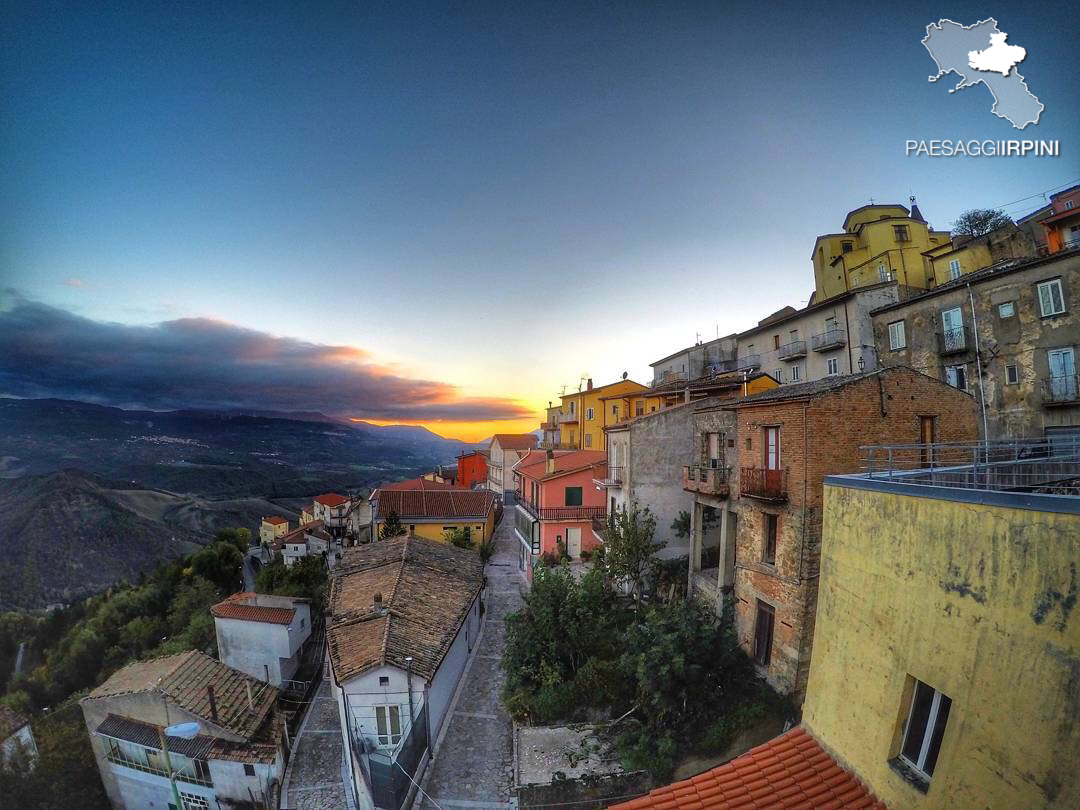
[517,499,607,522]
[593,466,624,487]
[737,354,761,370]
[777,340,807,360]
[936,326,968,355]
[740,467,789,500]
[1043,374,1080,405]
[811,329,846,352]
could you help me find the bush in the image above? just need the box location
[478,539,496,564]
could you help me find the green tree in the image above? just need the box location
[213,527,252,552]
[952,208,1013,238]
[190,540,244,592]
[602,504,664,602]
[444,527,474,549]
[380,509,406,539]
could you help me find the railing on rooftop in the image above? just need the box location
[858,437,1080,494]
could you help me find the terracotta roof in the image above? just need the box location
[327,535,484,682]
[275,521,332,549]
[210,592,299,625]
[262,515,288,525]
[94,711,280,764]
[514,450,606,480]
[377,477,465,492]
[0,705,29,739]
[84,650,277,740]
[315,493,349,507]
[490,434,539,450]
[610,727,884,810]
[374,489,496,520]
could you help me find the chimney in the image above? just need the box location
[545,449,555,475]
[206,685,219,722]
[374,591,386,615]
[586,378,593,391]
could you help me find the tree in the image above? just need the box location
[953,208,1013,238]
[380,509,406,539]
[444,527,474,549]
[602,504,664,602]
[190,540,244,591]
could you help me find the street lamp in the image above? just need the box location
[160,721,200,809]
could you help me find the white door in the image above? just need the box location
[1049,348,1077,400]
[765,427,781,470]
[566,527,581,559]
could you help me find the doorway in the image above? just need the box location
[565,527,581,559]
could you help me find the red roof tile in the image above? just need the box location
[377,477,465,492]
[374,489,496,520]
[490,433,539,450]
[314,493,349,507]
[514,449,607,479]
[609,728,884,810]
[210,593,298,625]
[262,515,288,525]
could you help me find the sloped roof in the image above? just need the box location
[262,515,288,525]
[490,433,539,450]
[610,727,884,810]
[327,535,484,682]
[315,493,349,507]
[377,477,465,492]
[210,592,300,625]
[374,489,496,520]
[0,705,29,739]
[84,650,277,740]
[514,449,606,480]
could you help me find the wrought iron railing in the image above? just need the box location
[811,329,846,352]
[518,499,606,522]
[936,326,967,355]
[740,467,789,500]
[1043,374,1080,404]
[593,466,624,486]
[778,340,807,360]
[736,354,761,370]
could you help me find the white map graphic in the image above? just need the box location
[967,32,1025,76]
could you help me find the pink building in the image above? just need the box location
[511,449,607,579]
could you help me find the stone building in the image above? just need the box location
[0,705,37,767]
[725,368,979,702]
[871,248,1080,440]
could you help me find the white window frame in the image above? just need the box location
[790,364,801,381]
[888,320,906,350]
[585,407,594,421]
[998,301,1015,318]
[374,704,402,748]
[948,259,961,280]
[1005,364,1019,385]
[1066,200,1075,210]
[899,680,951,779]
[945,364,967,391]
[827,357,839,375]
[1036,279,1065,317]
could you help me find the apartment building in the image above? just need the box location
[649,334,739,388]
[723,368,978,702]
[812,200,951,301]
[922,222,1037,287]
[258,515,289,547]
[80,651,284,810]
[455,450,488,489]
[872,248,1080,440]
[1036,183,1080,254]
[312,493,351,540]
[211,592,313,687]
[734,282,902,385]
[804,437,1079,808]
[512,449,606,578]
[486,434,538,498]
[328,536,484,810]
[543,378,649,451]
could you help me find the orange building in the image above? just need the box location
[1038,184,1080,254]
[456,450,488,489]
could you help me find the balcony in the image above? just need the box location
[936,326,968,356]
[517,499,607,523]
[683,465,730,497]
[811,329,846,352]
[538,441,575,450]
[593,466,624,487]
[1043,374,1080,406]
[777,340,807,360]
[740,467,789,501]
[736,354,761,370]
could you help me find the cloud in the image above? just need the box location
[62,277,89,288]
[0,296,532,422]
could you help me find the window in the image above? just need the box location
[763,514,778,564]
[764,426,781,469]
[374,704,402,748]
[947,259,961,280]
[790,364,801,381]
[893,224,910,241]
[945,364,967,391]
[899,679,952,779]
[635,402,644,417]
[998,301,1015,318]
[243,763,256,776]
[585,407,594,421]
[827,357,839,375]
[842,241,853,253]
[1005,364,1019,385]
[379,676,390,687]
[754,601,775,665]
[707,432,722,468]
[584,433,593,447]
[611,404,619,417]
[564,486,583,506]
[888,320,906,350]
[773,368,784,382]
[773,334,781,349]
[181,794,211,810]
[1036,279,1066,316]
[1066,200,1076,210]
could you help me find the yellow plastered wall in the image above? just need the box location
[562,380,649,450]
[929,242,993,286]
[803,484,1080,809]
[374,512,495,544]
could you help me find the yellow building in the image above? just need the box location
[259,515,289,546]
[553,377,649,451]
[372,488,497,544]
[802,442,1079,809]
[599,388,664,429]
[922,222,1038,287]
[812,200,950,301]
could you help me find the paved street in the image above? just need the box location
[418,518,524,808]
[281,679,351,810]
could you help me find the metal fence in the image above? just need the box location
[859,437,1080,493]
[368,705,429,810]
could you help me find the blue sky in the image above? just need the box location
[2,1,1077,437]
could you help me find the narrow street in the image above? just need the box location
[280,678,352,810]
[418,517,524,808]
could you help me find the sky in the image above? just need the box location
[2,1,1077,441]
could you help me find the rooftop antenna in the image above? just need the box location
[695,331,701,345]
[869,196,875,205]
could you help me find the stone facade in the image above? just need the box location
[872,249,1080,439]
[730,368,980,703]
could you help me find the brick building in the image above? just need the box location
[726,367,979,702]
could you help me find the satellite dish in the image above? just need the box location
[622,371,628,380]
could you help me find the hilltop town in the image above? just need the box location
[2,189,1078,810]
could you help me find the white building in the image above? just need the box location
[80,650,284,810]
[486,434,538,499]
[0,705,37,767]
[313,493,351,539]
[274,521,334,568]
[327,535,485,810]
[211,592,313,687]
